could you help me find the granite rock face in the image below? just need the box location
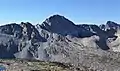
[0,15,120,71]
[40,15,94,37]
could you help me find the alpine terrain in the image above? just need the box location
[0,14,120,71]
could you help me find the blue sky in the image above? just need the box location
[0,0,120,25]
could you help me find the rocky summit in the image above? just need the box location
[0,14,120,71]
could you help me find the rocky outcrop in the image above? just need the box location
[40,15,94,37]
[0,14,120,71]
[0,22,46,59]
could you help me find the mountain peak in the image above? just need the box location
[105,21,120,30]
[106,21,117,26]
[46,14,74,24]
[40,14,79,36]
[49,14,64,19]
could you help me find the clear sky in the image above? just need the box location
[0,0,120,25]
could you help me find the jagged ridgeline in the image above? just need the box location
[0,14,120,71]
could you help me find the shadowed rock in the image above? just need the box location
[0,15,120,71]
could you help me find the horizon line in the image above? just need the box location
[0,21,119,26]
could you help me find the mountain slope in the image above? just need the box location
[40,15,94,37]
[0,14,120,71]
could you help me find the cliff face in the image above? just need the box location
[0,15,120,71]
